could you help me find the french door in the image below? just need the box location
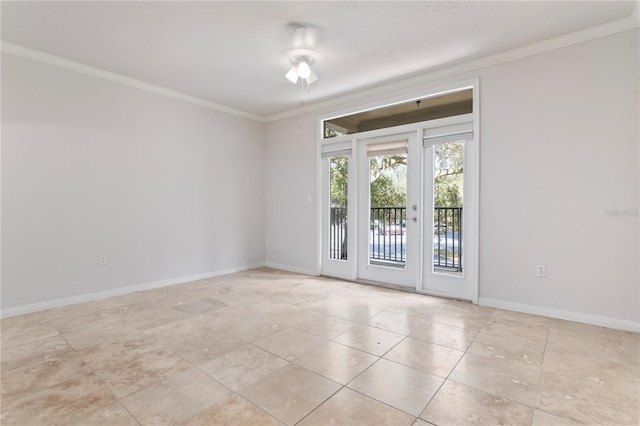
[356,132,419,287]
[320,116,477,302]
[421,123,476,300]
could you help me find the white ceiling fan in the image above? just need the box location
[282,26,323,86]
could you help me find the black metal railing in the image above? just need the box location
[434,207,462,272]
[370,207,406,263]
[329,205,462,272]
[330,206,348,260]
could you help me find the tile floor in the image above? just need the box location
[1,268,639,425]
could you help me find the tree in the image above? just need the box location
[330,156,348,207]
[329,141,464,209]
[369,155,406,207]
[434,142,463,207]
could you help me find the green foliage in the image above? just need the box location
[369,155,406,207]
[329,141,464,210]
[434,142,464,207]
[434,174,462,206]
[330,156,348,207]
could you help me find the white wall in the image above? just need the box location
[1,53,265,312]
[263,114,318,275]
[478,30,638,326]
[264,29,639,327]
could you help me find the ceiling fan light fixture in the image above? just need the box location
[305,69,318,85]
[284,54,319,85]
[297,60,311,79]
[285,66,299,84]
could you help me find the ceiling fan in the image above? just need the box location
[282,26,323,86]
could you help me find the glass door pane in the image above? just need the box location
[369,151,407,268]
[329,156,348,261]
[433,141,464,275]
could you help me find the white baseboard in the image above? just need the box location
[479,297,640,333]
[264,261,317,277]
[0,262,265,319]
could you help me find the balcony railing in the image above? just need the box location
[434,207,463,272]
[329,206,462,272]
[329,206,348,260]
[370,207,406,263]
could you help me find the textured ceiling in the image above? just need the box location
[1,1,637,118]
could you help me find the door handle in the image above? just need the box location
[411,217,417,222]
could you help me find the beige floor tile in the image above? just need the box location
[385,301,442,318]
[222,315,286,342]
[547,327,628,365]
[61,319,145,350]
[468,332,544,370]
[290,310,357,339]
[364,310,426,335]
[334,324,404,356]
[536,372,640,425]
[420,381,533,426]
[348,358,443,416]
[1,312,59,348]
[1,372,115,425]
[429,304,493,331]
[65,401,139,425]
[449,353,540,406]
[620,331,640,369]
[543,349,634,384]
[45,309,122,334]
[3,269,637,426]
[238,364,341,425]
[294,341,378,384]
[78,336,192,398]
[0,335,73,372]
[383,337,464,378]
[412,418,435,426]
[550,318,622,338]
[268,288,329,305]
[191,279,254,297]
[165,331,244,366]
[199,344,289,391]
[262,302,309,323]
[173,298,228,316]
[1,352,95,398]
[532,409,584,425]
[410,321,478,351]
[181,394,284,425]
[254,327,327,360]
[398,292,451,308]
[298,387,415,426]
[491,309,551,327]
[142,316,214,344]
[311,300,383,322]
[214,289,272,306]
[118,303,188,330]
[482,315,549,346]
[121,368,231,425]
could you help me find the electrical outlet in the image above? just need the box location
[98,256,108,267]
[536,265,546,277]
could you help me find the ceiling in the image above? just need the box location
[1,1,637,120]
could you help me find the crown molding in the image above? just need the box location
[0,41,266,123]
[264,12,640,123]
[2,8,638,124]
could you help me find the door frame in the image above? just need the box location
[317,79,480,303]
